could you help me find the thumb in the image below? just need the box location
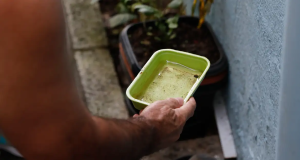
[176,97,196,119]
[139,109,144,114]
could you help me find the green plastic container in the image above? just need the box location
[126,49,210,110]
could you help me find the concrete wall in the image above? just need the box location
[185,0,285,159]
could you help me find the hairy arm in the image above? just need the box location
[0,0,156,159]
[0,0,196,160]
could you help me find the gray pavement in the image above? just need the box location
[63,0,128,119]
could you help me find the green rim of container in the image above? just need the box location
[126,49,211,110]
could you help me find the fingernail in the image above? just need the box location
[189,97,195,101]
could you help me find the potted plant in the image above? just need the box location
[119,0,228,98]
[94,0,225,140]
[96,0,171,88]
[117,0,228,140]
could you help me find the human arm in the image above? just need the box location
[0,0,196,160]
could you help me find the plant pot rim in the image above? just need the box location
[120,16,228,77]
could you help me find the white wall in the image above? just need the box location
[186,0,285,159]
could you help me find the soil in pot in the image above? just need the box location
[129,23,220,67]
[99,0,118,20]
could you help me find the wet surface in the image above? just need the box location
[138,62,202,103]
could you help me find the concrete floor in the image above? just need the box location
[63,0,129,119]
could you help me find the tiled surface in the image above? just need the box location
[63,0,108,49]
[63,0,128,118]
[74,49,128,119]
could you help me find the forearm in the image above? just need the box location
[0,0,157,159]
[36,115,156,160]
[92,116,155,160]
[0,0,192,159]
[6,110,156,160]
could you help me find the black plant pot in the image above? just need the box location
[119,16,228,140]
[176,154,217,160]
[119,16,228,97]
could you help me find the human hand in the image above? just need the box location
[133,97,196,151]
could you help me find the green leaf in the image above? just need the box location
[154,12,163,19]
[132,4,157,15]
[147,32,153,36]
[90,0,98,4]
[167,0,183,9]
[154,37,161,41]
[170,33,176,39]
[158,23,167,33]
[166,16,179,29]
[131,3,141,12]
[168,23,178,29]
[116,2,128,13]
[166,18,173,24]
[109,13,137,28]
[124,0,132,3]
[166,16,179,24]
